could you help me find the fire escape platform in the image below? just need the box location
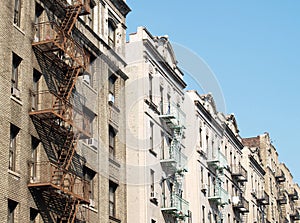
[28,183,89,204]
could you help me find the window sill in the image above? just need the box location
[13,24,25,35]
[10,95,23,106]
[82,204,98,213]
[149,149,157,157]
[8,169,21,179]
[109,215,121,223]
[83,80,97,94]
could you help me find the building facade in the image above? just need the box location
[0,0,130,222]
[243,133,300,223]
[125,27,189,223]
[184,90,249,223]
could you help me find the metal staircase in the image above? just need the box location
[29,0,91,222]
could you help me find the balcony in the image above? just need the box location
[33,21,87,69]
[28,161,90,202]
[159,102,185,130]
[208,184,229,205]
[231,164,247,182]
[207,150,228,170]
[288,187,299,201]
[161,193,189,220]
[232,195,249,213]
[290,209,300,221]
[275,169,286,183]
[277,192,287,205]
[30,90,91,137]
[161,143,187,176]
[257,191,270,206]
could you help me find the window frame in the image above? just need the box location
[109,182,117,217]
[12,53,22,91]
[13,0,21,26]
[9,124,19,171]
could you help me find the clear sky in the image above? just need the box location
[126,0,300,183]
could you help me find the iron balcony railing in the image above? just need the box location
[288,187,299,201]
[28,161,90,202]
[207,150,228,170]
[160,142,187,175]
[161,193,189,220]
[257,190,270,206]
[159,102,186,129]
[30,90,91,137]
[275,169,286,183]
[232,195,249,213]
[208,184,229,205]
[290,209,300,221]
[231,164,247,182]
[33,21,87,69]
[277,190,288,205]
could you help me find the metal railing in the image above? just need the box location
[33,21,87,69]
[207,150,228,170]
[30,90,91,136]
[208,184,229,205]
[233,195,249,212]
[257,190,270,205]
[161,193,189,219]
[159,102,186,128]
[28,161,90,201]
[231,164,247,181]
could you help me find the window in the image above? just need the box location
[108,18,116,48]
[149,75,153,101]
[108,73,117,104]
[9,124,19,171]
[199,127,202,148]
[160,131,164,159]
[228,214,231,223]
[208,212,212,223]
[8,199,18,223]
[34,2,43,24]
[151,219,156,223]
[109,126,116,157]
[86,2,94,28]
[84,166,96,201]
[30,208,38,223]
[30,137,39,180]
[202,206,205,223]
[160,86,163,113]
[12,53,22,95]
[150,122,154,151]
[14,0,21,26]
[109,182,117,217]
[32,70,41,110]
[150,169,155,196]
[200,166,204,183]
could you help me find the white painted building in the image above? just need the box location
[184,90,249,223]
[125,27,189,223]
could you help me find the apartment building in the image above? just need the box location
[125,27,189,223]
[243,133,300,223]
[0,0,130,222]
[184,90,249,223]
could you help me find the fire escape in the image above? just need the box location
[159,102,189,221]
[275,169,288,223]
[29,0,91,222]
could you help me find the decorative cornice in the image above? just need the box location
[249,155,266,175]
[110,0,131,16]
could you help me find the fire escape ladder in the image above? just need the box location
[61,5,82,35]
[58,132,80,170]
[58,68,80,100]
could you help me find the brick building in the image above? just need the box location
[0,0,130,222]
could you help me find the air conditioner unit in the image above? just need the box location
[11,87,20,99]
[201,183,208,192]
[108,93,115,104]
[88,138,98,150]
[83,74,90,84]
[232,196,240,205]
[89,199,95,207]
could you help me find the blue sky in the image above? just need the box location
[126,0,300,183]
